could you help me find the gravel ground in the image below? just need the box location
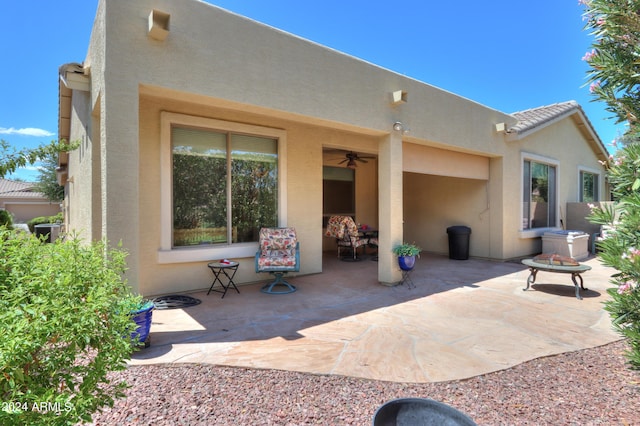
[86,340,639,425]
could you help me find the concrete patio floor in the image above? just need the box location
[132,253,620,383]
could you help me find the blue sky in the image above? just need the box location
[0,0,624,181]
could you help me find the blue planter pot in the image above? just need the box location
[398,255,416,271]
[131,301,154,348]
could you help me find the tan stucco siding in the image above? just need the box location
[64,90,97,241]
[403,143,490,180]
[62,0,611,297]
[99,0,514,150]
[498,116,607,259]
[403,173,490,257]
[137,92,385,295]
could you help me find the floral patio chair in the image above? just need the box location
[255,227,300,294]
[324,215,369,261]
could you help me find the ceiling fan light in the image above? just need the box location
[346,159,357,169]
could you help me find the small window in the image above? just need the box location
[580,171,599,202]
[523,159,557,229]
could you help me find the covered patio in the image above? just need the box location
[132,254,619,383]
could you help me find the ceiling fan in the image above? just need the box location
[338,151,376,169]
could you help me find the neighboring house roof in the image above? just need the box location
[0,179,44,200]
[506,100,610,161]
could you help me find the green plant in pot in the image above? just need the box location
[392,242,421,271]
[119,295,155,348]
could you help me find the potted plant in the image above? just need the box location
[392,242,421,271]
[131,300,154,348]
[120,296,154,348]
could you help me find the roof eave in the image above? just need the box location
[504,113,570,142]
[505,103,610,162]
[57,63,90,185]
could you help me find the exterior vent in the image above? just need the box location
[391,90,408,106]
[148,9,170,41]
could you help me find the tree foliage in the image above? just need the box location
[581,0,640,140]
[33,153,65,202]
[0,139,76,179]
[582,0,640,368]
[588,144,640,368]
[0,140,140,424]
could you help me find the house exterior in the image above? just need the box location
[0,179,60,223]
[57,0,609,296]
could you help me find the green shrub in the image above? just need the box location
[0,229,140,425]
[0,210,12,229]
[589,143,640,369]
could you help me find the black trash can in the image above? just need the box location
[446,226,471,260]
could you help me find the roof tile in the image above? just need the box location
[509,101,580,134]
[0,179,44,199]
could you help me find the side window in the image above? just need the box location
[522,159,557,229]
[579,170,599,202]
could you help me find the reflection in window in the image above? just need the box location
[523,160,556,229]
[172,127,277,247]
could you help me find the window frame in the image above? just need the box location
[578,166,600,202]
[520,152,560,238]
[158,112,287,264]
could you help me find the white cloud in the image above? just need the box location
[0,127,55,137]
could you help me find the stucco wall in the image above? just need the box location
[566,201,613,236]
[65,89,97,241]
[498,117,607,259]
[400,112,608,261]
[403,143,490,180]
[403,173,490,257]
[99,0,514,151]
[63,0,609,295]
[138,91,384,295]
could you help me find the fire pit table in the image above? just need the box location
[521,258,592,300]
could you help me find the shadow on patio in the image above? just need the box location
[131,253,620,383]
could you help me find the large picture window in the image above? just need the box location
[523,159,557,230]
[579,170,599,202]
[171,127,278,247]
[160,113,286,262]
